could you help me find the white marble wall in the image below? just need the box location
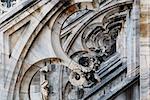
[0,0,143,100]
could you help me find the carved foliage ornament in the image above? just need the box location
[59,2,132,87]
[0,0,19,14]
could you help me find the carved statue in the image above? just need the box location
[41,80,49,100]
[40,66,49,100]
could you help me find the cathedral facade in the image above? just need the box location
[0,0,149,100]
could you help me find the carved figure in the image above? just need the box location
[41,80,49,100]
[40,66,49,100]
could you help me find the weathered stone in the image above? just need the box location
[0,0,144,100]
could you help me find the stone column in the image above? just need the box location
[126,0,140,77]
[140,0,150,99]
[0,31,8,100]
[132,83,140,100]
[0,31,4,99]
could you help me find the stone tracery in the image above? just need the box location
[58,1,132,89]
[0,0,140,100]
[0,0,21,15]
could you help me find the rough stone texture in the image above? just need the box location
[0,0,143,100]
[140,0,150,99]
